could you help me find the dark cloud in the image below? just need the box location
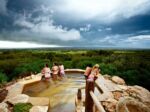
[0,0,150,48]
[7,0,37,12]
[110,14,150,34]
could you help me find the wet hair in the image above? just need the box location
[53,62,58,66]
[59,62,63,65]
[45,64,49,67]
[86,63,92,67]
[94,64,99,68]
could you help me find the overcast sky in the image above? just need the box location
[0,0,150,48]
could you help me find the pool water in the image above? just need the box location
[23,74,85,112]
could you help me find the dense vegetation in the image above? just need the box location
[0,49,150,90]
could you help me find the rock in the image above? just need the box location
[112,91,123,101]
[29,106,48,112]
[117,85,128,90]
[4,81,16,87]
[103,74,112,80]
[75,76,150,112]
[6,83,24,99]
[0,89,8,103]
[101,98,118,112]
[7,94,29,105]
[122,91,129,97]
[18,72,31,79]
[126,86,150,108]
[116,97,150,112]
[0,102,8,112]
[6,101,14,112]
[24,76,32,80]
[112,76,125,85]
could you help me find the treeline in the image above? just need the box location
[0,49,150,90]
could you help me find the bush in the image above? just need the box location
[0,72,8,83]
[12,60,50,78]
[76,60,95,69]
[13,103,32,112]
[121,70,139,85]
[63,61,72,69]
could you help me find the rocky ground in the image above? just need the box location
[1,74,150,112]
[99,75,150,112]
[0,74,49,112]
[75,75,150,112]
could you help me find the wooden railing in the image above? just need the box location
[77,79,106,112]
[85,81,106,112]
[89,91,105,112]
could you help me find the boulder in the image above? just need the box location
[112,91,123,101]
[112,76,125,85]
[126,86,150,108]
[117,85,128,90]
[101,98,118,112]
[116,97,150,112]
[0,102,8,112]
[7,94,29,105]
[30,106,48,112]
[6,83,24,99]
[103,74,112,80]
[75,76,150,112]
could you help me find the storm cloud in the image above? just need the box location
[0,0,150,48]
[0,0,7,15]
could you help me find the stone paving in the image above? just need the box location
[2,73,50,112]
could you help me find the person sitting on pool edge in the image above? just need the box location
[41,63,51,81]
[87,64,100,82]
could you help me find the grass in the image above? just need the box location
[13,103,32,112]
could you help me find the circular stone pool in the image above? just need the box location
[23,73,85,112]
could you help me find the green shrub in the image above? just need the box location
[63,61,72,69]
[121,70,139,85]
[76,60,94,69]
[99,63,117,75]
[0,72,8,83]
[13,103,32,112]
[12,59,50,77]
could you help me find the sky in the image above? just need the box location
[0,0,150,49]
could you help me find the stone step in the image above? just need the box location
[28,97,50,107]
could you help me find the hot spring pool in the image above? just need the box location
[23,73,85,112]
